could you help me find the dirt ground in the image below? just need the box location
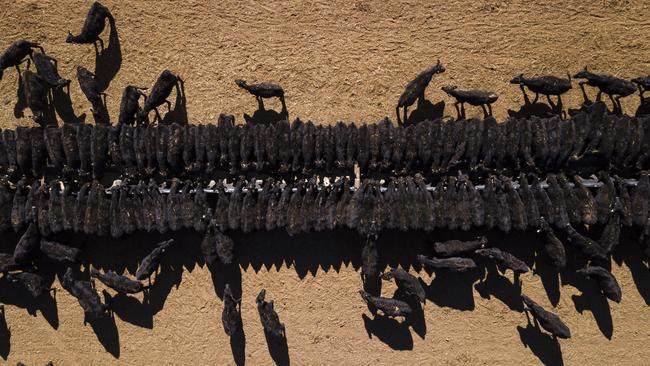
[1,0,650,365]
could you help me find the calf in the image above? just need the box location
[22,70,51,126]
[90,268,146,294]
[0,39,43,81]
[138,70,183,123]
[441,85,498,118]
[256,289,285,339]
[510,73,572,111]
[361,236,379,282]
[6,272,52,298]
[417,254,477,272]
[522,294,571,339]
[66,1,113,52]
[537,218,567,269]
[359,290,412,318]
[13,223,40,265]
[564,223,608,264]
[135,239,174,281]
[380,267,425,303]
[61,267,108,322]
[118,85,148,126]
[222,283,242,336]
[235,79,287,114]
[214,229,235,265]
[631,75,650,100]
[576,266,622,303]
[40,239,81,263]
[573,66,636,113]
[76,66,107,124]
[395,60,445,125]
[475,247,530,274]
[32,52,70,90]
[433,237,487,257]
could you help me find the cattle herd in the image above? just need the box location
[1,1,650,363]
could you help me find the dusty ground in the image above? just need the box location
[1,0,650,365]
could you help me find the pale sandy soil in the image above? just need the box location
[1,0,650,365]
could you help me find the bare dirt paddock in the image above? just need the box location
[1,0,650,365]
